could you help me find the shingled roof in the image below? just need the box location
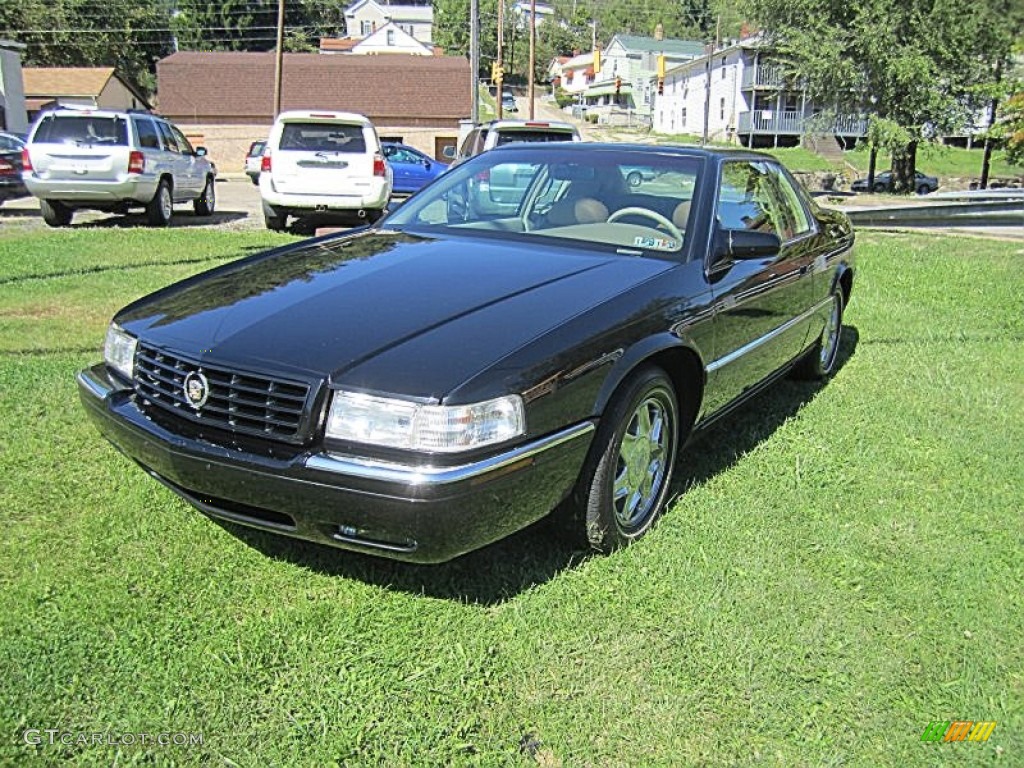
[156,52,470,127]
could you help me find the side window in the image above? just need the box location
[133,118,160,149]
[171,126,194,155]
[768,165,813,239]
[717,161,782,235]
[156,121,179,153]
[457,130,477,158]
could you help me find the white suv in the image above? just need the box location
[22,107,216,227]
[259,110,392,231]
[454,119,581,165]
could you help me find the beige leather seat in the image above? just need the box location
[546,196,609,226]
[671,200,691,231]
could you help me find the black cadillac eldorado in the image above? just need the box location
[78,144,855,563]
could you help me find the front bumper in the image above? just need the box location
[77,364,595,563]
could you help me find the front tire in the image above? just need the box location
[146,179,173,227]
[40,199,73,227]
[627,170,643,187]
[575,366,679,553]
[916,184,930,196]
[794,288,844,380]
[194,176,215,216]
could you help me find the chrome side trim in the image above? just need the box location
[706,295,833,374]
[305,421,596,486]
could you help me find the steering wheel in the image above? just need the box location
[607,207,684,242]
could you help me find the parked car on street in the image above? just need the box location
[259,110,392,230]
[244,140,265,185]
[382,142,448,194]
[22,107,216,227]
[454,119,581,164]
[851,170,939,195]
[78,143,854,563]
[0,131,28,205]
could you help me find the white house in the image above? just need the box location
[551,52,597,97]
[0,39,27,134]
[652,38,866,147]
[321,22,436,55]
[512,1,555,28]
[343,0,433,43]
[582,34,704,120]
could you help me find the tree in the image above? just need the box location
[998,92,1024,166]
[744,0,1023,192]
[1,0,174,95]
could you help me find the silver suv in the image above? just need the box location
[22,107,216,227]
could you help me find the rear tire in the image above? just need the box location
[794,288,844,380]
[571,366,680,553]
[193,176,215,216]
[146,179,173,227]
[40,200,73,227]
[872,182,886,193]
[263,201,286,231]
[916,184,930,195]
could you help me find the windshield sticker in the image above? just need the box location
[634,236,678,251]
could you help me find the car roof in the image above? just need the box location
[485,141,783,164]
[483,119,578,131]
[275,109,371,124]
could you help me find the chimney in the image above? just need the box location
[654,23,664,41]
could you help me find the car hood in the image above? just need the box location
[117,230,673,401]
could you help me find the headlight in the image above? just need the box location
[326,391,525,452]
[104,324,137,381]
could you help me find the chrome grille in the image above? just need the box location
[134,343,311,441]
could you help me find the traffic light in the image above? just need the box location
[615,76,622,95]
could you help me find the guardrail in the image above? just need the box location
[842,199,1023,228]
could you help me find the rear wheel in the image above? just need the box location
[916,184,930,196]
[794,288,844,380]
[194,176,215,216]
[40,200,73,227]
[872,182,886,193]
[573,366,680,553]
[263,201,286,231]
[146,179,173,227]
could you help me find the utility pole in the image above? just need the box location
[528,0,536,119]
[272,0,285,117]
[496,0,504,119]
[470,0,480,124]
[701,14,720,145]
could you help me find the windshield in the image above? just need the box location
[385,146,703,258]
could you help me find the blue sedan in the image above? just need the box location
[382,142,449,194]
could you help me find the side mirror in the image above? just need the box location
[195,147,208,157]
[423,160,432,170]
[714,228,781,262]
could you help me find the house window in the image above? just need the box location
[387,30,395,45]
[361,20,372,36]
[722,56,727,79]
[720,97,726,121]
[681,107,687,127]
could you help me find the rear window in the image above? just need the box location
[33,115,129,146]
[279,123,367,153]
[494,130,575,146]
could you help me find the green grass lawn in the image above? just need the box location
[843,145,1022,180]
[0,227,1021,766]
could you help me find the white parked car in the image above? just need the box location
[454,119,581,165]
[258,110,392,231]
[22,106,216,227]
